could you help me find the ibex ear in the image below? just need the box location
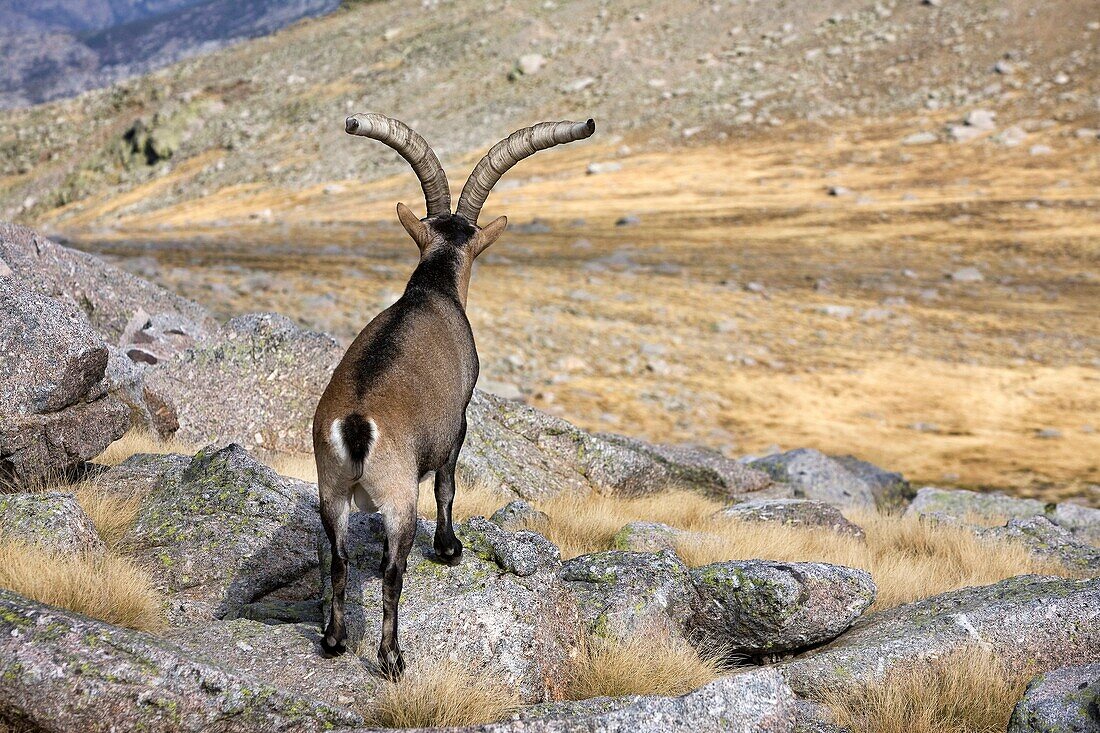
[472,215,507,258]
[396,202,431,253]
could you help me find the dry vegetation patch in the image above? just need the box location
[566,633,723,700]
[818,646,1031,733]
[71,477,144,551]
[0,539,164,632]
[361,659,520,729]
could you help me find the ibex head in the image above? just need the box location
[345,113,595,266]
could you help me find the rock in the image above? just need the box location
[906,486,1100,542]
[463,391,771,501]
[951,266,984,282]
[561,550,698,642]
[586,161,622,174]
[490,499,550,532]
[612,521,692,553]
[144,313,342,453]
[902,131,938,145]
[691,561,876,657]
[601,436,775,496]
[1008,663,1100,733]
[965,109,996,130]
[122,444,321,623]
[817,304,854,319]
[615,215,641,226]
[0,222,212,343]
[997,125,1028,147]
[749,449,877,509]
[0,589,361,732]
[322,512,579,703]
[461,669,796,732]
[829,454,913,510]
[0,284,132,484]
[827,186,851,196]
[780,576,1100,697]
[0,492,104,554]
[979,517,1100,574]
[517,53,546,75]
[719,499,865,538]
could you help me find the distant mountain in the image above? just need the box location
[0,0,342,108]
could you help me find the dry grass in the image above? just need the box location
[70,477,144,551]
[520,491,1071,609]
[361,659,520,729]
[417,475,515,523]
[566,632,723,700]
[0,539,164,632]
[92,430,198,466]
[818,646,1032,733]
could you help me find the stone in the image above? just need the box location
[979,517,1100,575]
[0,589,361,732]
[749,449,877,508]
[517,53,546,75]
[1008,663,1100,733]
[561,550,698,642]
[780,576,1100,697]
[719,499,865,538]
[611,521,692,553]
[965,109,996,130]
[902,131,938,145]
[321,513,579,703]
[906,486,1047,522]
[144,313,342,453]
[1051,502,1100,545]
[0,492,105,554]
[691,561,876,657]
[0,222,213,343]
[951,266,984,282]
[490,499,551,532]
[122,445,322,623]
[457,669,796,732]
[0,284,131,485]
[830,454,913,510]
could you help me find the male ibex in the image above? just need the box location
[313,113,595,678]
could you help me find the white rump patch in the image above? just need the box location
[328,418,349,463]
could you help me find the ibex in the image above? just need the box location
[313,113,595,678]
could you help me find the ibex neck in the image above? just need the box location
[405,249,471,308]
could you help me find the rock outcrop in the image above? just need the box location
[718,499,865,538]
[780,575,1100,697]
[0,492,104,554]
[0,589,361,733]
[749,449,877,509]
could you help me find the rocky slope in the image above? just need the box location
[0,0,342,109]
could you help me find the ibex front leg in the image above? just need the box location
[379,497,416,680]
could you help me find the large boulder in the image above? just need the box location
[691,561,876,658]
[1008,663,1100,733]
[462,391,774,501]
[0,222,213,343]
[780,575,1100,697]
[121,444,321,623]
[0,492,104,554]
[907,487,1100,546]
[144,313,342,453]
[718,499,865,538]
[561,550,699,642]
[428,669,796,733]
[749,449,877,509]
[611,521,695,553]
[829,454,914,510]
[0,283,132,484]
[0,589,361,733]
[979,516,1100,575]
[321,513,578,704]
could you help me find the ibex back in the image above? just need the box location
[312,113,595,679]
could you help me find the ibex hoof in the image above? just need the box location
[320,634,347,657]
[379,649,406,681]
[434,540,463,567]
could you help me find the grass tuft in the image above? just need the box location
[361,659,520,728]
[818,646,1031,733]
[0,538,164,632]
[566,632,724,700]
[70,477,144,551]
[92,430,198,466]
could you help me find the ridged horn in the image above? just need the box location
[455,119,595,225]
[345,113,451,217]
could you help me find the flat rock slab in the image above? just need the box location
[691,561,876,657]
[749,449,876,509]
[0,589,361,733]
[979,517,1100,575]
[718,499,865,538]
[1008,662,1100,733]
[0,492,104,554]
[123,444,321,622]
[780,575,1100,697]
[324,514,578,703]
[561,550,698,642]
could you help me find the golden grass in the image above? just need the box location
[0,539,164,632]
[70,477,144,551]
[818,646,1032,733]
[92,430,198,466]
[361,659,520,729]
[417,475,515,523]
[519,491,1071,609]
[566,633,723,700]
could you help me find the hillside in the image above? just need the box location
[0,0,341,109]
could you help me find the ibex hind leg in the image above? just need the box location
[433,422,466,566]
[378,496,416,681]
[319,486,351,657]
